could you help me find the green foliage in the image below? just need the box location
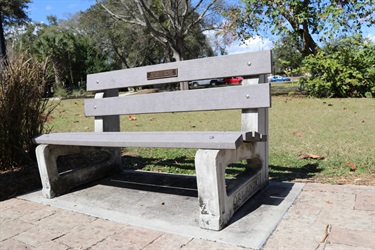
[227,0,374,56]
[272,34,303,74]
[0,53,55,170]
[9,19,112,91]
[302,36,375,98]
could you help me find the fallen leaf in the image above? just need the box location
[135,124,139,127]
[149,117,155,121]
[345,162,357,172]
[293,132,304,137]
[299,153,324,160]
[129,115,137,121]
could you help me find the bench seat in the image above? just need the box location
[34,131,266,149]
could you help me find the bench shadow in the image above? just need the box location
[269,163,322,182]
[65,155,320,229]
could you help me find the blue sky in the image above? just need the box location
[28,0,95,23]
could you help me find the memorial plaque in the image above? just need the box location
[147,69,178,80]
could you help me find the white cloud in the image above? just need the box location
[366,33,375,43]
[226,36,274,54]
[46,5,53,11]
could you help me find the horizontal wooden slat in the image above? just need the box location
[87,50,272,91]
[34,132,252,149]
[85,84,270,116]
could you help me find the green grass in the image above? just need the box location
[46,95,375,184]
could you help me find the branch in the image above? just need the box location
[100,3,146,27]
[183,0,218,36]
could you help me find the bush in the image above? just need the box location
[0,54,55,170]
[302,37,375,98]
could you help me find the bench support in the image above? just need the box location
[195,142,267,230]
[36,145,121,198]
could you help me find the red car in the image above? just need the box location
[224,76,243,84]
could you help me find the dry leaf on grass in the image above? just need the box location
[129,115,136,121]
[293,132,304,137]
[299,153,324,160]
[345,162,357,172]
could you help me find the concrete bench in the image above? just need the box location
[34,50,272,230]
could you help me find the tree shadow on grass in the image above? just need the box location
[269,163,322,182]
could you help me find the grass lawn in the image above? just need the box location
[45,94,375,185]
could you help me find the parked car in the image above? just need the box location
[269,75,291,82]
[223,76,243,85]
[188,78,223,87]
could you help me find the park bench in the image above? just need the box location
[33,50,272,230]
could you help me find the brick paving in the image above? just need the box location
[1,183,374,249]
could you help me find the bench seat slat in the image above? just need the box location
[33,131,264,150]
[85,84,270,116]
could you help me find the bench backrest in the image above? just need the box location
[85,50,272,132]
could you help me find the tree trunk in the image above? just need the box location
[51,56,64,88]
[300,21,318,56]
[173,37,189,90]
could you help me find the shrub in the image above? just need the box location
[0,54,55,170]
[302,37,375,98]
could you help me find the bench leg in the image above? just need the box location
[36,145,121,198]
[195,143,267,230]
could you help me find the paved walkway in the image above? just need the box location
[1,183,374,249]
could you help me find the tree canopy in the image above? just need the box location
[100,0,223,61]
[0,0,30,62]
[226,0,375,56]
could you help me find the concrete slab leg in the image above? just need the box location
[195,143,267,231]
[35,145,121,198]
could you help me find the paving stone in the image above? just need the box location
[0,198,27,210]
[317,206,375,232]
[304,183,375,194]
[35,209,96,234]
[13,225,64,247]
[143,233,192,250]
[0,238,33,250]
[325,243,374,250]
[19,206,59,223]
[297,190,356,210]
[327,226,375,249]
[183,238,247,250]
[89,237,138,250]
[282,202,322,224]
[0,207,23,224]
[11,200,46,214]
[355,192,375,211]
[55,218,122,249]
[263,220,327,250]
[37,240,70,250]
[93,225,163,250]
[0,219,34,241]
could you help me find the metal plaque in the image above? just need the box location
[147,68,178,80]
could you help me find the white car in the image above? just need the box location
[189,78,224,87]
